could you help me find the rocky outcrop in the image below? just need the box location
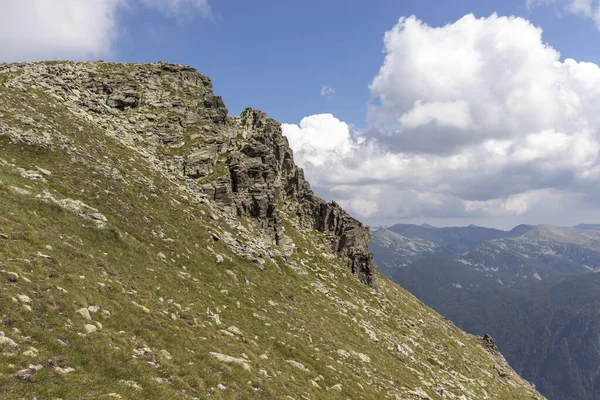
[0,62,374,285]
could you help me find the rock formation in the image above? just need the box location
[0,61,374,285]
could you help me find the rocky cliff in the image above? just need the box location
[0,61,373,285]
[0,61,543,399]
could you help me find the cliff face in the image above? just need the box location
[0,61,373,285]
[0,61,543,399]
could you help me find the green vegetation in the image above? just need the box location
[0,62,544,399]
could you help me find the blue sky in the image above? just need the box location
[4,0,600,228]
[113,0,600,127]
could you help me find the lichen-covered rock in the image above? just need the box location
[0,61,374,285]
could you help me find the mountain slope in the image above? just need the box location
[0,62,543,399]
[393,270,600,400]
[386,224,508,254]
[373,223,600,399]
[574,224,600,231]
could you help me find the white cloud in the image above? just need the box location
[0,0,212,62]
[399,100,472,130]
[320,85,336,98]
[283,14,600,224]
[282,114,357,167]
[0,0,124,62]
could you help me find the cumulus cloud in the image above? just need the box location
[283,14,600,224]
[0,0,212,62]
[282,114,357,167]
[0,0,124,62]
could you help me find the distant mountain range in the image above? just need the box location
[371,223,600,400]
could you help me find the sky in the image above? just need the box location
[2,0,600,229]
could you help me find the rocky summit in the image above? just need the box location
[0,62,543,399]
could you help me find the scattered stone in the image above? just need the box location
[353,351,371,363]
[16,294,32,303]
[209,352,251,370]
[37,190,108,228]
[20,170,46,182]
[35,166,52,176]
[0,333,18,349]
[159,349,172,360]
[22,347,38,357]
[217,384,227,390]
[327,384,342,392]
[88,305,100,313]
[16,364,43,381]
[4,271,18,282]
[132,301,150,313]
[84,324,98,334]
[76,307,91,320]
[365,328,379,342]
[206,308,221,325]
[216,254,224,263]
[285,360,310,372]
[227,326,244,337]
[132,348,153,358]
[10,186,32,196]
[119,380,142,390]
[54,367,75,374]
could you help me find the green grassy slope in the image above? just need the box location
[0,62,543,400]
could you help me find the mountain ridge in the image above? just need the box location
[372,222,600,399]
[0,61,543,399]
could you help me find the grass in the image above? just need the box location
[0,62,544,400]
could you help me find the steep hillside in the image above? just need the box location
[373,223,600,399]
[394,270,600,400]
[0,62,543,399]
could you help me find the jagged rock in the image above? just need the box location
[184,147,219,178]
[482,334,499,355]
